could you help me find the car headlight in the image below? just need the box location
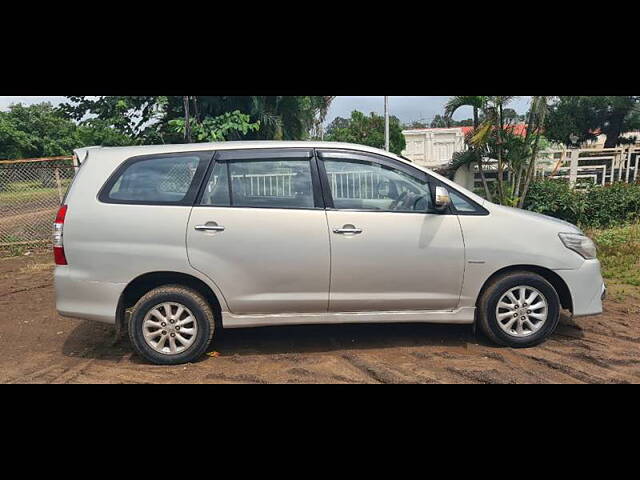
[558,233,597,259]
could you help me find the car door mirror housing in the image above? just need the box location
[433,186,451,212]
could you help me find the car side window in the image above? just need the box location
[104,155,204,204]
[201,159,315,209]
[323,159,432,212]
[449,190,480,213]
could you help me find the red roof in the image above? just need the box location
[462,123,530,137]
[407,124,531,137]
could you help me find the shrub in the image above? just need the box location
[523,179,586,226]
[524,180,640,229]
[583,182,640,228]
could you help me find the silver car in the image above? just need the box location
[54,142,605,365]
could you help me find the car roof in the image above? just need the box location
[75,141,405,162]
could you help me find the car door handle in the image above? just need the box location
[333,226,363,234]
[195,224,225,232]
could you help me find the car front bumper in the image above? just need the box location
[554,259,605,317]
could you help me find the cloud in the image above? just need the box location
[0,96,68,111]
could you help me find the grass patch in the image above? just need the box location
[0,234,28,256]
[588,222,640,287]
[0,187,62,204]
[0,179,72,205]
[0,234,50,258]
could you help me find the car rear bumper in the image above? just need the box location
[554,259,605,317]
[54,267,125,324]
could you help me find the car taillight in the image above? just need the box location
[53,205,68,265]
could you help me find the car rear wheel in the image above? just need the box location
[478,272,561,347]
[128,285,215,365]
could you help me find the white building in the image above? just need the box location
[401,127,468,168]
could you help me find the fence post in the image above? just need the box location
[54,167,63,202]
[618,149,623,181]
[569,150,579,186]
[626,147,632,183]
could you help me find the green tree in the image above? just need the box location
[324,111,406,155]
[0,102,135,160]
[168,111,260,141]
[430,114,450,127]
[452,118,474,127]
[77,118,138,147]
[545,96,640,148]
[428,114,474,128]
[502,108,524,125]
[325,116,351,135]
[404,120,428,129]
[0,102,80,159]
[61,96,335,143]
[60,96,166,139]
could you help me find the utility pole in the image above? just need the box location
[183,96,192,143]
[384,96,390,151]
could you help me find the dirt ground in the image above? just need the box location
[1,252,639,384]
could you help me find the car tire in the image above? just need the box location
[128,285,215,365]
[477,272,561,348]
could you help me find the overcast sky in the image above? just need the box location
[0,96,533,124]
[327,96,532,123]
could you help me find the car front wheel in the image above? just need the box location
[478,272,561,347]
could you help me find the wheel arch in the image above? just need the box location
[116,271,223,333]
[476,265,573,314]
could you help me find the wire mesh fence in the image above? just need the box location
[0,156,76,256]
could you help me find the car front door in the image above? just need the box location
[317,149,465,312]
[187,148,330,315]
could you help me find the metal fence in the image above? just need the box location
[0,157,75,256]
[327,170,386,200]
[465,146,640,191]
[539,146,640,187]
[233,172,296,197]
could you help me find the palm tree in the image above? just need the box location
[445,96,485,129]
[446,96,523,205]
[445,96,492,201]
[238,96,334,140]
[517,96,550,207]
[491,96,517,204]
[314,96,336,140]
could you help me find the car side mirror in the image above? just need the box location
[434,186,451,212]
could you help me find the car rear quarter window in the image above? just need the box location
[99,153,210,205]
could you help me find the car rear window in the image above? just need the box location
[100,153,210,205]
